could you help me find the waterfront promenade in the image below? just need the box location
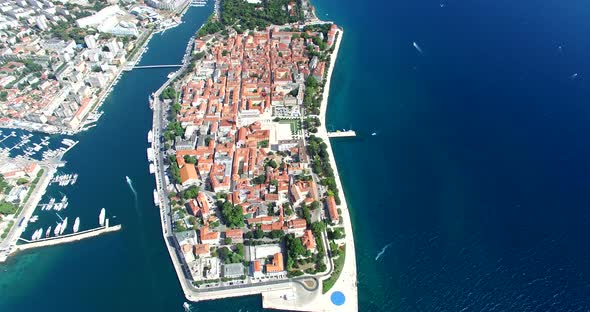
[262,28,359,312]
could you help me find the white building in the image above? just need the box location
[76,5,122,28]
[35,15,49,30]
[84,35,97,49]
[146,0,188,11]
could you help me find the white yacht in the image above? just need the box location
[59,217,68,235]
[73,217,80,233]
[99,208,106,226]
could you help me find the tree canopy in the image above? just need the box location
[221,201,244,228]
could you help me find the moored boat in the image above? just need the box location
[54,223,62,236]
[99,208,106,226]
[73,217,80,233]
[153,189,159,205]
[59,217,68,235]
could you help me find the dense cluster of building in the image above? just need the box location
[167,24,341,285]
[0,0,175,133]
[0,161,41,237]
[0,162,40,205]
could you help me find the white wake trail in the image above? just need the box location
[375,242,393,261]
[126,175,138,200]
[413,41,423,54]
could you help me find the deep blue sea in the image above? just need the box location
[2,0,590,311]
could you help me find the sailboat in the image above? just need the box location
[59,217,68,235]
[54,223,62,236]
[99,208,106,226]
[73,217,80,233]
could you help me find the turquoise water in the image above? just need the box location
[4,0,590,311]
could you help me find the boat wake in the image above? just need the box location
[375,242,393,261]
[413,41,423,54]
[126,175,138,200]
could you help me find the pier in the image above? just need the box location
[16,223,121,252]
[327,130,357,138]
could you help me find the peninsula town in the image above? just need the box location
[150,0,357,310]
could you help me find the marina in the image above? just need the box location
[0,128,78,163]
[50,173,78,186]
[190,0,207,7]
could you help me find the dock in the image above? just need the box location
[327,130,356,138]
[16,223,121,252]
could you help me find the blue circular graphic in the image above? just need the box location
[331,291,346,306]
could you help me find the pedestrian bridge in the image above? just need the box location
[123,64,183,71]
[134,64,183,69]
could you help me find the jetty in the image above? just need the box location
[327,130,356,138]
[16,223,121,252]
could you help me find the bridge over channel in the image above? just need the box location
[123,64,183,71]
[133,64,183,69]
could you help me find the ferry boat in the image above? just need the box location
[149,163,155,174]
[99,208,106,226]
[45,226,52,238]
[147,130,153,143]
[153,189,159,205]
[73,217,80,233]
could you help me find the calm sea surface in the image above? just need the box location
[3,0,590,311]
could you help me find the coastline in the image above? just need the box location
[315,28,359,309]
[261,27,358,312]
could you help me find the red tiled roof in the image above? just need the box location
[326,195,339,223]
